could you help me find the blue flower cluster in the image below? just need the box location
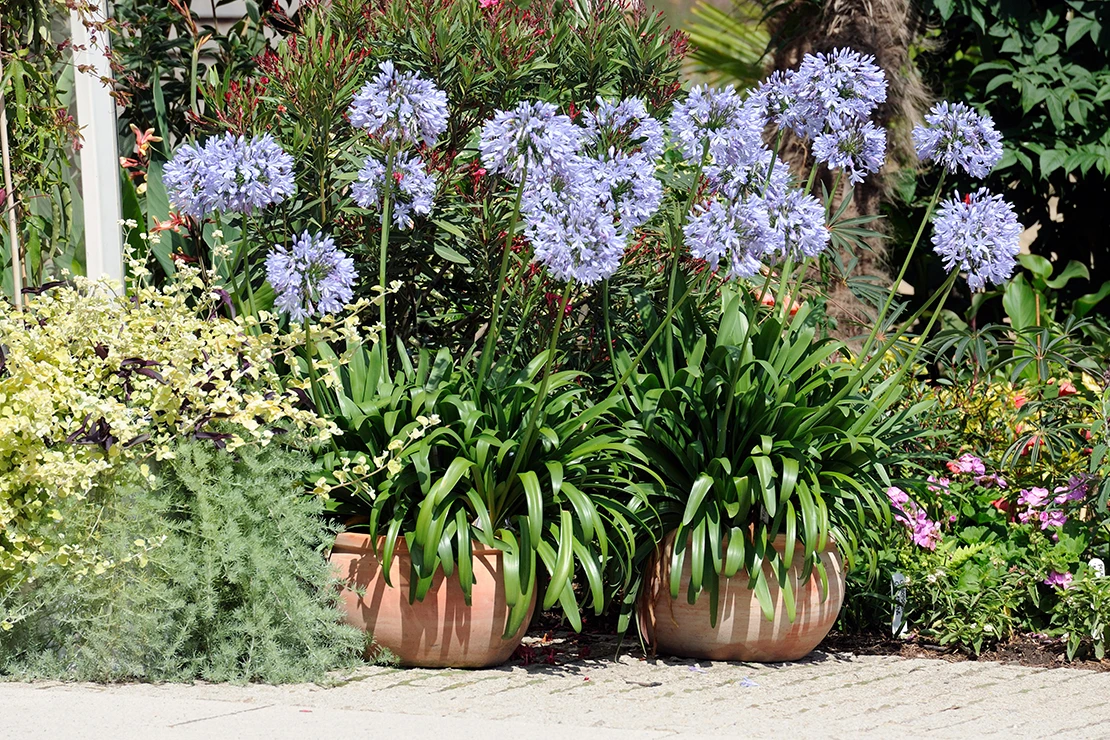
[582,97,665,160]
[349,61,449,147]
[668,85,764,164]
[913,102,1003,179]
[353,153,437,230]
[931,189,1021,291]
[265,231,357,321]
[758,48,888,182]
[479,101,583,181]
[164,132,295,218]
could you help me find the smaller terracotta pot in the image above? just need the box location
[639,532,844,662]
[330,532,535,668]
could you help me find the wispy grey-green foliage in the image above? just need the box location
[0,440,364,683]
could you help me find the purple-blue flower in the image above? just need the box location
[265,231,357,321]
[479,101,582,181]
[669,85,764,164]
[584,151,662,235]
[165,133,296,217]
[582,97,665,159]
[684,194,774,279]
[521,162,624,284]
[708,147,791,201]
[931,188,1022,291]
[352,152,437,230]
[349,61,449,147]
[812,121,887,184]
[766,189,829,259]
[760,48,887,140]
[913,101,1003,179]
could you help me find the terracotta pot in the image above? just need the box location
[329,532,535,668]
[639,531,844,662]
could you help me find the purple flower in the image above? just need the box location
[947,453,986,476]
[352,152,437,230]
[521,162,624,285]
[583,97,665,160]
[349,61,449,147]
[669,85,764,164]
[912,517,942,551]
[913,101,1003,179]
[479,101,582,181]
[1039,510,1067,530]
[584,151,662,235]
[1043,571,1073,589]
[932,188,1021,291]
[888,486,942,550]
[975,473,1008,489]
[265,231,357,321]
[708,146,791,201]
[165,133,296,217]
[887,486,911,508]
[927,475,950,492]
[1018,487,1051,508]
[1054,476,1090,504]
[759,48,887,139]
[812,121,887,184]
[684,194,774,279]
[765,188,829,259]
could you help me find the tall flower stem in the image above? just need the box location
[378,144,398,371]
[476,164,528,391]
[798,270,958,437]
[303,316,331,417]
[859,172,946,361]
[664,143,708,374]
[602,280,619,386]
[611,276,700,394]
[240,213,259,331]
[506,281,573,493]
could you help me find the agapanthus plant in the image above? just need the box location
[353,152,437,230]
[348,60,449,147]
[164,132,296,218]
[913,101,1003,179]
[265,231,357,322]
[932,188,1022,291]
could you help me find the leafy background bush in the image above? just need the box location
[0,441,363,683]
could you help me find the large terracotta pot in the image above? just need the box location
[639,531,844,662]
[330,532,535,668]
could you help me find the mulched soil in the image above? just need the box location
[518,610,1110,672]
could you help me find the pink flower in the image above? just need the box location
[1038,510,1067,530]
[1054,476,1089,504]
[975,473,1008,489]
[912,519,942,550]
[927,475,950,493]
[1013,393,1028,410]
[479,0,501,7]
[1057,379,1077,397]
[946,454,986,476]
[886,486,910,507]
[1017,487,1050,508]
[1043,571,1073,589]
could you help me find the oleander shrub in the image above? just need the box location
[0,440,363,683]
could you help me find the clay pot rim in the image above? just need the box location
[333,530,505,557]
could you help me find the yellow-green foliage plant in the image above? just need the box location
[0,269,334,608]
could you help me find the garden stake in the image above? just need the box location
[0,37,22,309]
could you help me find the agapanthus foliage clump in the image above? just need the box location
[164,132,295,218]
[348,60,449,147]
[266,231,358,321]
[353,153,437,229]
[913,101,1003,179]
[931,188,1022,290]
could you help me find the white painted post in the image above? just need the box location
[70,1,123,283]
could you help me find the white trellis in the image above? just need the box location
[70,0,123,284]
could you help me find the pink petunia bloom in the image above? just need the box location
[1017,487,1051,508]
[1043,571,1073,589]
[886,486,910,507]
[927,475,950,492]
[912,519,942,550]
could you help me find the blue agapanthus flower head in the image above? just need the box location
[684,194,775,279]
[765,188,830,260]
[709,146,792,201]
[913,101,1003,179]
[265,231,357,321]
[349,60,449,147]
[165,133,296,218]
[163,142,212,218]
[759,47,887,140]
[582,97,665,160]
[932,188,1021,291]
[812,121,887,184]
[352,152,437,230]
[583,151,663,235]
[479,101,582,181]
[521,158,626,284]
[669,85,765,164]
